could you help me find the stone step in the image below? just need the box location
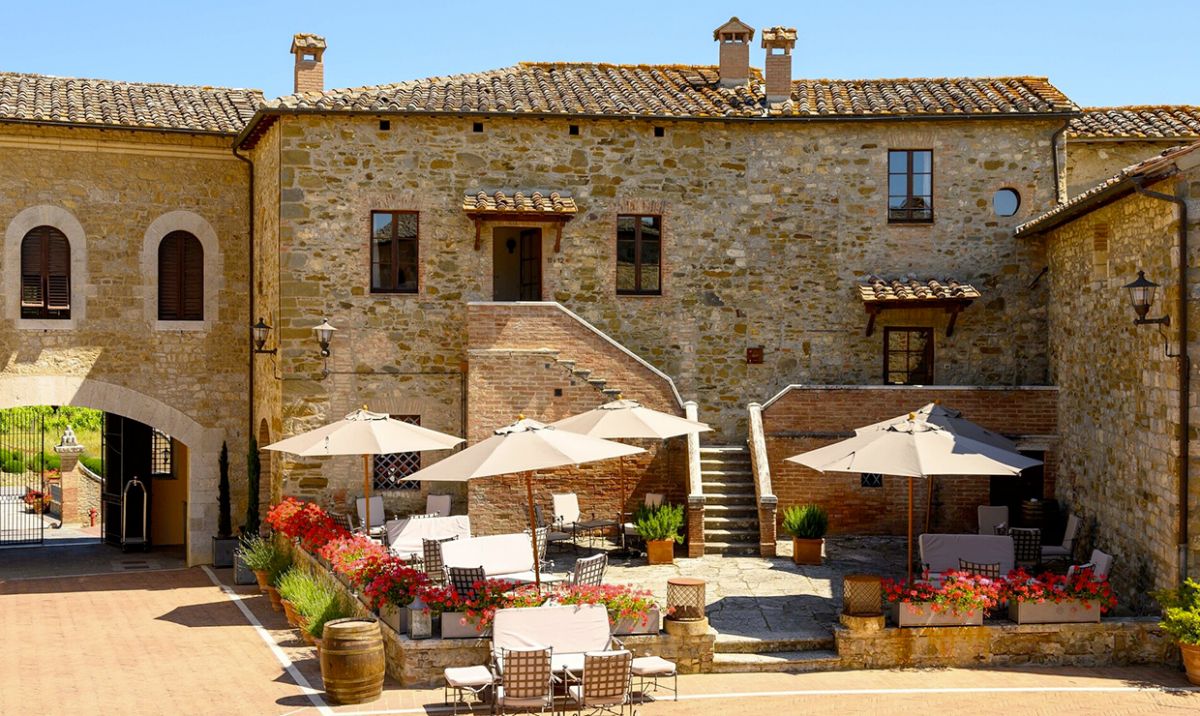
[698,446,749,454]
[700,483,756,495]
[573,369,592,380]
[713,632,835,654]
[554,359,576,371]
[703,528,759,541]
[703,542,760,556]
[711,650,841,674]
[704,504,759,515]
[703,493,758,506]
[600,388,622,398]
[698,468,754,478]
[586,378,607,389]
[704,520,759,532]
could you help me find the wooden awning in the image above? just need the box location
[464,190,578,251]
[859,276,981,337]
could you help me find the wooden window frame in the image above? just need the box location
[369,210,419,294]
[616,214,663,296]
[19,226,71,320]
[887,149,934,224]
[882,327,935,385]
[158,230,204,322]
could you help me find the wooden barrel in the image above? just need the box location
[1020,499,1043,528]
[320,618,385,704]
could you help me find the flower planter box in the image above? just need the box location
[1008,599,1101,624]
[440,612,491,639]
[895,602,984,627]
[613,607,660,635]
[379,603,409,634]
[233,552,257,585]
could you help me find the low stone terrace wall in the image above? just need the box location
[286,544,715,687]
[836,619,1176,670]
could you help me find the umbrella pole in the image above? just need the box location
[363,454,372,538]
[907,476,914,584]
[924,476,935,535]
[525,471,542,593]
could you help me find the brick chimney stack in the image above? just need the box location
[760,27,797,103]
[713,17,755,88]
[290,33,327,94]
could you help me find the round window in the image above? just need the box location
[993,188,1021,217]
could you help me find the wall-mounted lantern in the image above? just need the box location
[1123,270,1170,326]
[252,317,277,354]
[314,319,337,357]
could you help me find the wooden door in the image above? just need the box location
[518,229,542,301]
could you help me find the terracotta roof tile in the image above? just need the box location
[267,63,1077,119]
[859,275,982,303]
[1015,141,1200,236]
[291,33,327,51]
[1069,106,1200,139]
[463,189,577,214]
[0,72,262,134]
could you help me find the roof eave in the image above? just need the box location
[1015,169,1178,237]
[0,116,241,138]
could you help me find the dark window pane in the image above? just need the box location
[617,216,636,236]
[395,213,418,238]
[884,328,934,385]
[372,213,393,237]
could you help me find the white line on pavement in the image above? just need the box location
[200,565,333,716]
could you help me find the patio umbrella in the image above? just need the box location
[263,408,464,533]
[786,416,1041,582]
[404,417,645,590]
[550,398,710,557]
[856,402,1018,532]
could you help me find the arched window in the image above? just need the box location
[20,225,71,319]
[158,230,204,321]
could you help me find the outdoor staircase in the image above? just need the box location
[550,358,623,400]
[700,445,760,556]
[711,632,840,673]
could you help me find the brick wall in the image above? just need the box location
[762,385,1058,536]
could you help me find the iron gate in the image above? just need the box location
[0,407,46,545]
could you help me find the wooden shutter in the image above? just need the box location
[20,230,45,308]
[159,231,203,321]
[45,232,71,311]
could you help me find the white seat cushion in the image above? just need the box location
[1041,545,1071,557]
[444,665,493,688]
[630,656,676,676]
[567,684,625,708]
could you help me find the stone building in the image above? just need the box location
[0,73,259,564]
[1016,143,1200,601]
[2,18,1198,590]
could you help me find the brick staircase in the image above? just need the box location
[711,632,840,673]
[549,358,622,400]
[700,445,759,556]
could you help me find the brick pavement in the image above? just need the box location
[2,566,1197,716]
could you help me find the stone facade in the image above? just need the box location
[1066,139,1194,196]
[1039,169,1200,604]
[760,385,1058,537]
[253,110,1062,519]
[0,123,250,564]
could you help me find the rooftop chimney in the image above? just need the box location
[290,33,327,94]
[760,26,797,104]
[713,17,755,88]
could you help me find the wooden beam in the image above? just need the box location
[865,306,879,337]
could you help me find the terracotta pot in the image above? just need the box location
[265,586,283,612]
[313,637,323,656]
[282,599,300,627]
[253,570,270,594]
[645,539,675,565]
[301,629,316,646]
[792,537,824,565]
[1182,643,1200,686]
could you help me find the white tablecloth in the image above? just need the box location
[385,515,471,559]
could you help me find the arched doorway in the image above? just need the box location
[0,375,221,566]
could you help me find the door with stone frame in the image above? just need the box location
[492,227,543,301]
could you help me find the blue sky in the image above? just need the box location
[2,1,1197,107]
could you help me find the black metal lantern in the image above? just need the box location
[313,319,337,356]
[1123,271,1170,325]
[252,318,274,354]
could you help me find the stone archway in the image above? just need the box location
[0,375,223,565]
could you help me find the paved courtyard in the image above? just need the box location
[1,565,1197,715]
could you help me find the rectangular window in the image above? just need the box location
[888,150,933,223]
[150,430,174,478]
[616,214,662,295]
[372,415,421,491]
[861,473,884,488]
[370,211,418,293]
[883,327,934,385]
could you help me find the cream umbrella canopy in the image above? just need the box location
[856,402,1019,532]
[786,416,1041,582]
[263,408,464,534]
[550,399,710,556]
[404,417,645,590]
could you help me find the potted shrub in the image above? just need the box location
[238,534,279,593]
[298,583,349,652]
[1155,578,1200,685]
[362,557,429,634]
[782,504,828,566]
[265,553,292,612]
[1005,568,1116,624]
[211,443,239,568]
[883,571,1002,627]
[635,502,684,565]
[278,568,321,629]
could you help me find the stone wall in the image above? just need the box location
[1041,171,1200,605]
[257,110,1061,480]
[836,619,1176,669]
[761,385,1058,536]
[0,123,250,564]
[1066,140,1193,197]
